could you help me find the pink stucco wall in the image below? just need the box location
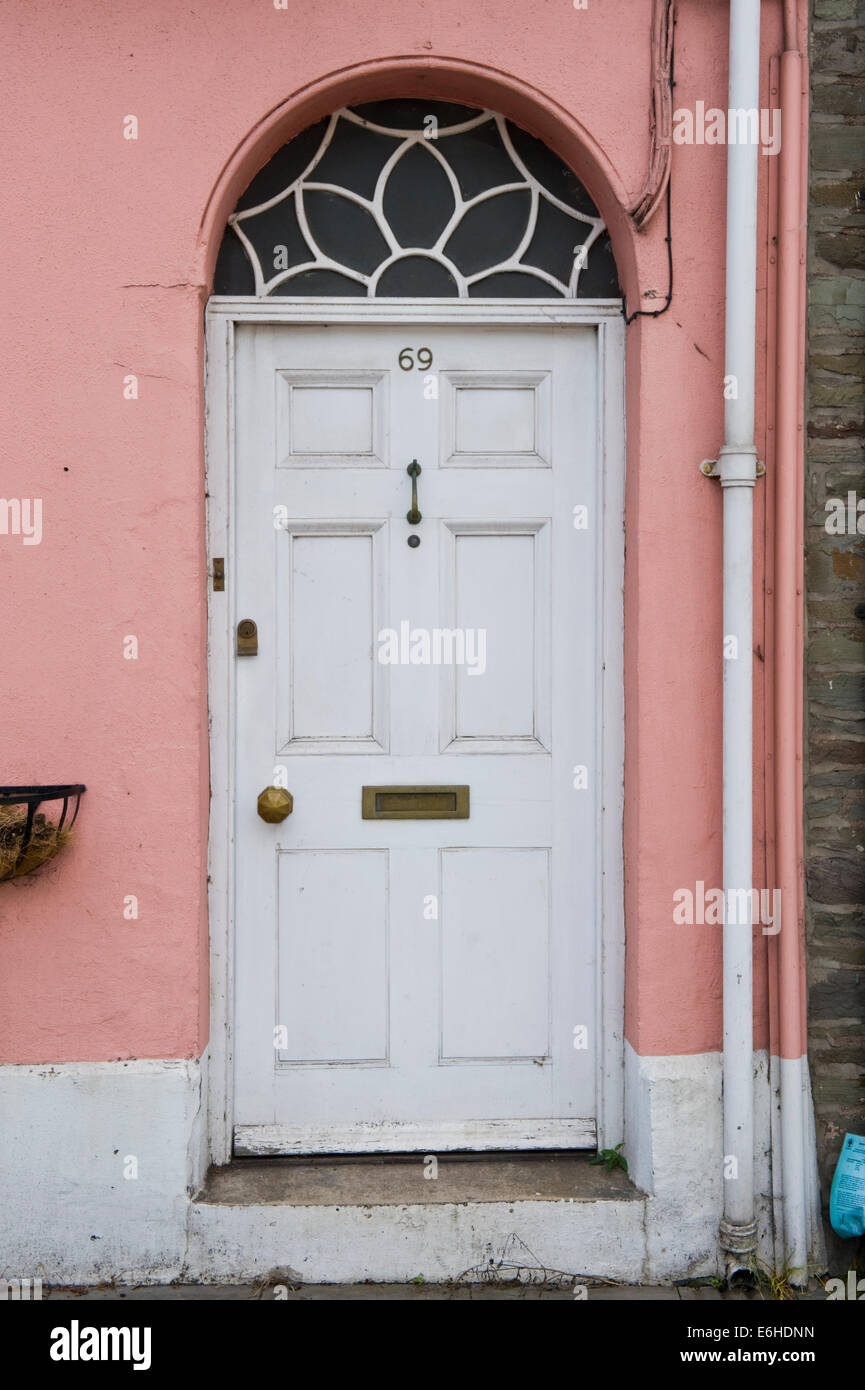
[0,0,785,1063]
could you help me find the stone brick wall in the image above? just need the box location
[806,0,865,1271]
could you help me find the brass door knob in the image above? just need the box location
[257,787,293,823]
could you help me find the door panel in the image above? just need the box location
[440,371,551,467]
[276,370,389,467]
[233,321,600,1153]
[277,524,388,753]
[440,847,550,1060]
[276,849,389,1064]
[441,522,549,751]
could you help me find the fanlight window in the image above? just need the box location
[214,100,620,299]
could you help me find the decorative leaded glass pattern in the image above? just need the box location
[214,101,620,299]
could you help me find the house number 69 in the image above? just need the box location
[398,347,433,371]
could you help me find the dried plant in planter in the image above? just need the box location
[0,785,85,882]
[0,805,73,881]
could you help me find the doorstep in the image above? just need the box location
[186,1153,648,1285]
[195,1151,638,1206]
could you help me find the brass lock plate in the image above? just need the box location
[236,619,258,656]
[362,786,469,820]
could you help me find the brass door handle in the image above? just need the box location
[406,460,422,524]
[257,787,293,822]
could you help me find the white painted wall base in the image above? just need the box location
[624,1043,775,1281]
[0,1049,821,1285]
[0,1060,202,1285]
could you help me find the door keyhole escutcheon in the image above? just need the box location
[237,619,258,656]
[406,460,422,525]
[257,786,293,823]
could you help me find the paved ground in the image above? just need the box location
[40,1281,823,1301]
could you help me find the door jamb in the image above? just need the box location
[203,297,626,1164]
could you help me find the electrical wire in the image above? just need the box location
[624,11,676,324]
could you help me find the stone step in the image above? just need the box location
[187,1154,647,1284]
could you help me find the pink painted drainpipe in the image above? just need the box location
[774,0,809,1281]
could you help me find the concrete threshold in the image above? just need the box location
[196,1150,641,1208]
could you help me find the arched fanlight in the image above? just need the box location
[214,100,620,299]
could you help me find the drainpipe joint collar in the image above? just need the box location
[719,444,759,488]
[719,1217,758,1255]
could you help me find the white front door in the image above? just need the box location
[232,319,602,1154]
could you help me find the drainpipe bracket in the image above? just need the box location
[700,451,764,482]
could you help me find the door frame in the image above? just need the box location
[203,297,626,1165]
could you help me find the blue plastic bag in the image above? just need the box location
[830,1133,865,1239]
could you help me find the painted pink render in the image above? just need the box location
[0,0,796,1063]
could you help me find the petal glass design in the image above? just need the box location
[213,101,620,298]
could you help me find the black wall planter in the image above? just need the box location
[0,785,86,881]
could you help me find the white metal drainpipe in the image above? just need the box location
[719,0,761,1279]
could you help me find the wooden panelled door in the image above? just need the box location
[232,319,601,1154]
